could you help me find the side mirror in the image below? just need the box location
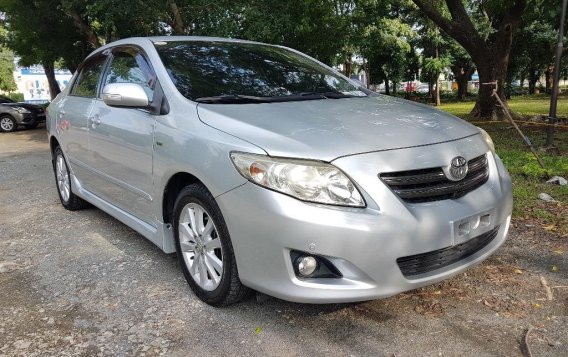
[102,83,149,108]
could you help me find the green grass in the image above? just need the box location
[438,94,568,235]
[440,93,568,118]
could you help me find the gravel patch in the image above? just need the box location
[0,127,566,356]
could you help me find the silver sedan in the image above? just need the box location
[47,37,512,306]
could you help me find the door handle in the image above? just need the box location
[90,115,101,128]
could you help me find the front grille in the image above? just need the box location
[379,154,489,203]
[397,226,500,277]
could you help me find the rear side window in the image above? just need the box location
[71,55,107,98]
[104,49,156,102]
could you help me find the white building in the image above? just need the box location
[13,65,73,103]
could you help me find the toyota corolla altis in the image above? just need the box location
[47,37,512,306]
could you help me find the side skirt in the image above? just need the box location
[71,174,176,254]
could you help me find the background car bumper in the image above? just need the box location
[216,136,513,303]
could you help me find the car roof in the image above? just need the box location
[88,36,269,59]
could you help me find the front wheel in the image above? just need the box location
[0,115,17,132]
[173,184,250,306]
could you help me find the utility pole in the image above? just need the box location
[545,0,568,147]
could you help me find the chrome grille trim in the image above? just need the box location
[379,154,489,203]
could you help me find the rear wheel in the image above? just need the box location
[173,183,250,306]
[53,146,89,210]
[0,115,17,132]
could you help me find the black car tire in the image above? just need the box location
[0,115,17,132]
[173,183,251,306]
[53,146,89,211]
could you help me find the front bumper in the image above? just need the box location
[216,136,513,303]
[14,112,45,124]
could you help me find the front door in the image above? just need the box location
[58,54,108,190]
[87,47,158,225]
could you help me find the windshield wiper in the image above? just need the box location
[195,91,364,104]
[292,91,363,99]
[195,95,272,104]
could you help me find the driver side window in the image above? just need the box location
[104,49,156,102]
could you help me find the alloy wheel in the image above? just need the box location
[55,154,70,202]
[0,117,15,131]
[178,203,224,291]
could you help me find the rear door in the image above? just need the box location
[86,46,158,224]
[57,54,108,189]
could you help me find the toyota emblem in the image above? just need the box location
[447,156,468,181]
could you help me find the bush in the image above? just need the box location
[6,92,24,102]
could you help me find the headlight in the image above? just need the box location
[230,152,365,207]
[13,106,31,114]
[478,127,495,154]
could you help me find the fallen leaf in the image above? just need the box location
[544,224,556,231]
[534,303,541,308]
[553,249,564,255]
[514,268,523,274]
[551,265,558,272]
[254,326,262,334]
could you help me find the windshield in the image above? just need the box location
[154,41,366,102]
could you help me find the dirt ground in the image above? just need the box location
[0,127,566,357]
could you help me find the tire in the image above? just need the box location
[24,122,39,129]
[0,115,17,132]
[173,183,250,306]
[53,146,89,210]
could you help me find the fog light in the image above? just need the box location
[297,256,318,277]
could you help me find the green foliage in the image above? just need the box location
[361,13,417,87]
[0,46,16,92]
[0,0,88,71]
[4,91,23,102]
[236,0,351,65]
[508,0,566,92]
[422,55,451,76]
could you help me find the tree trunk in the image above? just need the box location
[453,65,474,100]
[411,0,526,120]
[528,72,536,94]
[42,60,61,100]
[434,73,441,106]
[392,81,397,95]
[545,65,554,94]
[384,78,390,95]
[457,75,469,100]
[168,1,185,34]
[343,60,353,77]
[470,60,512,120]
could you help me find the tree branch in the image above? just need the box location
[412,0,483,55]
[492,0,527,57]
[65,8,102,48]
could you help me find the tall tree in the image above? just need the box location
[0,47,16,93]
[412,0,527,120]
[0,0,87,99]
[0,23,17,93]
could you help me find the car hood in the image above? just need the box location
[2,103,44,113]
[197,95,480,161]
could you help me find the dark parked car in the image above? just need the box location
[0,96,46,132]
